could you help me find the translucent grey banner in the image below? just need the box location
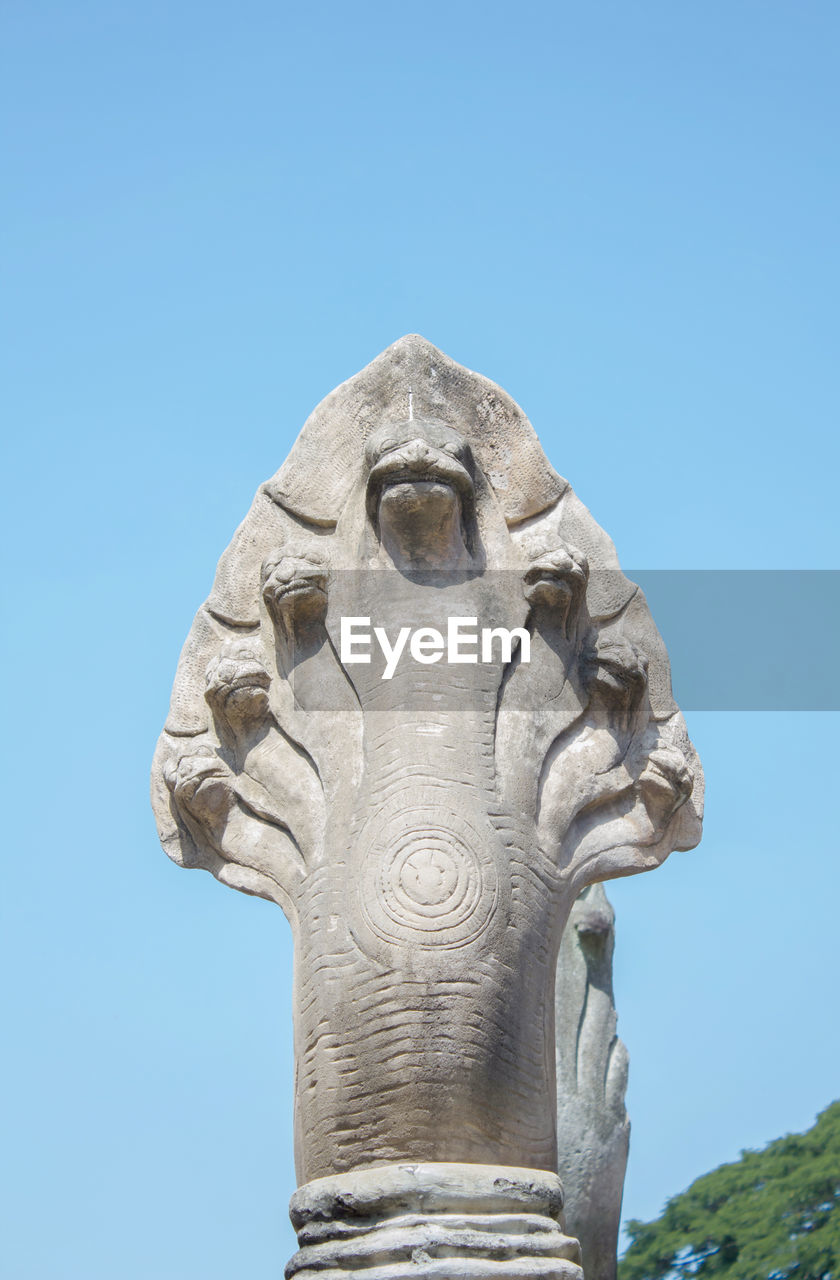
[267,568,839,712]
[629,571,840,711]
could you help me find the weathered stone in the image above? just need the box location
[286,1163,582,1280]
[151,335,703,1274]
[556,884,629,1280]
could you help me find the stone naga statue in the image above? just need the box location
[151,336,703,1280]
[556,884,630,1280]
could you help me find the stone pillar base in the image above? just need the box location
[286,1162,584,1280]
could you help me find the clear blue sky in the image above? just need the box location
[2,3,838,1277]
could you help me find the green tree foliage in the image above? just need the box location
[619,1101,840,1280]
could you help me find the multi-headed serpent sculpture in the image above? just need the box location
[152,336,702,1280]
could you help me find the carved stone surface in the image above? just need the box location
[151,335,703,1271]
[286,1163,583,1280]
[555,885,630,1280]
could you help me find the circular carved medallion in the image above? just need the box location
[357,801,498,951]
